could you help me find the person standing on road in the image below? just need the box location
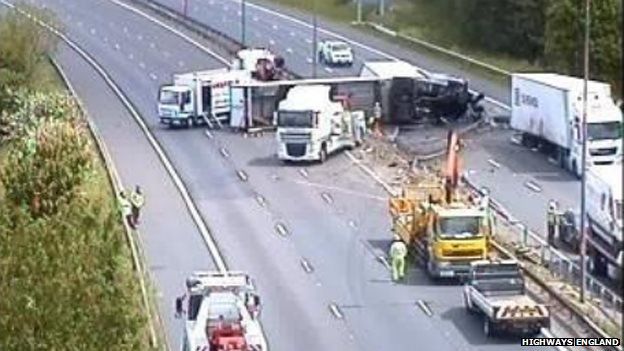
[547,200,559,247]
[130,185,145,227]
[118,191,134,229]
[389,234,408,281]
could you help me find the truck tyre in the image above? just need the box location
[483,318,495,337]
[319,144,328,163]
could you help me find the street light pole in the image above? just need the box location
[579,0,591,304]
[241,0,246,47]
[312,0,318,78]
[379,0,385,16]
[183,0,188,17]
[356,0,362,23]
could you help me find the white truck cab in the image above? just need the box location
[275,85,365,162]
[157,68,251,127]
[318,40,354,66]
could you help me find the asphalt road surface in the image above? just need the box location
[149,0,589,257]
[25,0,559,350]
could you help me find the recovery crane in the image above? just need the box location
[175,271,267,351]
[389,131,491,278]
[462,259,550,336]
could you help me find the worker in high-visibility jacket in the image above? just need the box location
[389,234,408,281]
[130,185,145,226]
[118,191,134,229]
[547,200,559,247]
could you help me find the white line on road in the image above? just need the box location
[272,24,278,30]
[178,60,185,67]
[149,42,156,49]
[324,67,333,73]
[269,39,275,45]
[128,53,134,60]
[286,48,293,54]
[305,38,312,44]
[236,170,248,181]
[252,16,258,21]
[255,193,266,207]
[377,255,390,269]
[114,43,120,50]
[321,192,333,204]
[300,258,314,273]
[328,303,344,319]
[137,34,143,41]
[290,31,296,36]
[90,28,95,35]
[275,222,289,237]
[487,159,501,169]
[204,130,213,139]
[348,220,358,229]
[524,180,542,193]
[149,73,157,80]
[110,0,231,65]
[139,62,146,69]
[219,147,230,158]
[288,179,385,201]
[306,57,313,64]
[298,168,309,178]
[416,300,433,317]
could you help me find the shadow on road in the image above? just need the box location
[440,307,525,346]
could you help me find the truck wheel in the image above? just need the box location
[319,144,327,163]
[484,318,495,337]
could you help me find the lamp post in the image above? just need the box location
[241,0,246,47]
[312,0,318,78]
[183,0,188,17]
[579,0,591,304]
[356,0,362,23]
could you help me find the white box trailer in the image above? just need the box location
[511,73,623,176]
[157,68,252,128]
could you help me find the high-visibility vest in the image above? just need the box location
[130,192,145,208]
[390,241,407,259]
[547,210,556,225]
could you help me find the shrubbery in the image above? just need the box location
[0,5,148,350]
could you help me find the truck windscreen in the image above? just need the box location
[587,121,622,140]
[437,216,482,239]
[159,90,179,105]
[278,111,314,128]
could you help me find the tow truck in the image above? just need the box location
[463,260,550,337]
[389,131,490,278]
[175,271,267,351]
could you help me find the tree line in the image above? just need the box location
[394,0,622,93]
[0,5,148,350]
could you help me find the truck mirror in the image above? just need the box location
[175,297,184,318]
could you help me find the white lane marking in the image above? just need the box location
[305,38,312,44]
[236,170,249,181]
[269,39,275,45]
[547,157,558,165]
[416,300,433,317]
[272,24,278,30]
[149,42,156,49]
[205,130,213,139]
[377,255,390,269]
[253,15,258,21]
[487,159,501,168]
[289,179,385,201]
[149,73,158,80]
[139,62,146,69]
[348,220,358,229]
[524,180,542,193]
[321,192,333,204]
[128,53,134,60]
[225,0,510,109]
[114,43,120,50]
[286,48,293,54]
[137,34,143,41]
[328,303,344,319]
[298,168,309,178]
[290,31,296,37]
[306,57,313,63]
[255,193,266,207]
[300,258,314,273]
[123,26,128,33]
[324,67,333,73]
[275,222,289,237]
[103,36,108,43]
[109,0,231,65]
[90,28,95,35]
[178,60,185,67]
[219,147,230,158]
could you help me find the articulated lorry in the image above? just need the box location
[511,73,623,177]
[175,271,267,351]
[463,260,550,337]
[389,131,491,278]
[158,68,251,128]
[275,85,365,163]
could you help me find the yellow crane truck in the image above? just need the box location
[389,131,491,279]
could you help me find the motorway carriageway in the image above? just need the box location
[150,0,587,259]
[23,0,560,350]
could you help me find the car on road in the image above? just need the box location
[317,40,354,66]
